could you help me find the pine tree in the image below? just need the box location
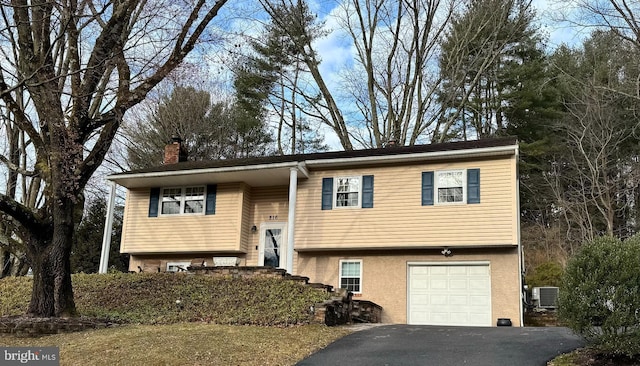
[71,197,128,273]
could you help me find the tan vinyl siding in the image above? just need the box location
[244,186,289,266]
[120,183,245,254]
[295,156,517,250]
[240,184,252,253]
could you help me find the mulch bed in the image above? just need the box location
[567,348,640,366]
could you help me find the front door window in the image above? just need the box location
[264,228,282,268]
[259,223,287,269]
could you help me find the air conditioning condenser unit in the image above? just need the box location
[532,286,559,309]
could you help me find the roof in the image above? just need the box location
[109,137,518,188]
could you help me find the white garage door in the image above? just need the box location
[408,264,491,326]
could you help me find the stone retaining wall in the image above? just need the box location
[0,317,114,338]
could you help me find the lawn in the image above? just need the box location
[1,273,349,365]
[0,323,352,365]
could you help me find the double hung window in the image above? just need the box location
[437,171,464,203]
[422,169,480,205]
[336,177,360,208]
[161,186,205,215]
[339,260,362,293]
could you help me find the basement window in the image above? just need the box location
[166,261,191,272]
[339,260,362,293]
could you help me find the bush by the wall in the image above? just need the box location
[559,235,640,358]
[1,273,330,326]
[525,261,563,289]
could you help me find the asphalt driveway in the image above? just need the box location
[297,325,584,366]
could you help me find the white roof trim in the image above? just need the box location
[107,144,516,182]
[303,145,516,167]
[107,161,300,182]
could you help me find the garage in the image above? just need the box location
[408,263,492,326]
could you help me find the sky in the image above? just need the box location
[58,0,598,195]
[241,0,590,151]
[106,0,595,174]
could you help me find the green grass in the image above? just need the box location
[0,273,350,365]
[0,273,331,325]
[0,323,353,365]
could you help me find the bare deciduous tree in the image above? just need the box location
[0,0,228,317]
[256,0,536,148]
[546,31,640,247]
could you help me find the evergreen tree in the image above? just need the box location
[548,31,640,242]
[234,0,328,154]
[125,86,273,169]
[71,197,128,274]
[437,0,547,140]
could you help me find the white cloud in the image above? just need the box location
[532,0,587,49]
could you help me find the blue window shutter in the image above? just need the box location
[205,184,217,215]
[149,188,160,217]
[362,175,374,208]
[322,177,333,210]
[422,172,434,206]
[467,169,480,204]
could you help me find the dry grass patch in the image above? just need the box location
[1,323,352,365]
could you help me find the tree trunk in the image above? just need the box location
[26,202,77,318]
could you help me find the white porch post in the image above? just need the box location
[286,167,298,274]
[99,181,117,274]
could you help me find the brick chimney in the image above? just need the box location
[163,135,188,164]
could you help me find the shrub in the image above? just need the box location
[1,273,331,326]
[558,235,640,358]
[0,276,32,316]
[525,261,563,288]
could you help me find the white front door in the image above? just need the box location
[258,222,287,269]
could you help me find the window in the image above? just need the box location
[149,185,216,217]
[339,260,362,293]
[166,261,191,272]
[335,177,360,208]
[184,187,205,213]
[422,169,480,205]
[322,176,374,210]
[436,170,464,203]
[161,188,182,214]
[161,186,205,215]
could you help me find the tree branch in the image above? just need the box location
[0,153,36,176]
[0,193,46,233]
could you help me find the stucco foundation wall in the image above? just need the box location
[296,247,521,325]
[128,254,248,272]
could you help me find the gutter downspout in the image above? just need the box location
[286,166,299,274]
[515,144,525,326]
[99,181,117,274]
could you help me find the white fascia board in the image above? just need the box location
[296,162,310,178]
[106,161,301,182]
[107,144,515,183]
[303,145,517,168]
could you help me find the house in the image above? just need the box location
[104,136,523,326]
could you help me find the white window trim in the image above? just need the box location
[334,176,362,209]
[339,259,363,294]
[166,261,191,272]
[435,169,466,205]
[160,186,206,216]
